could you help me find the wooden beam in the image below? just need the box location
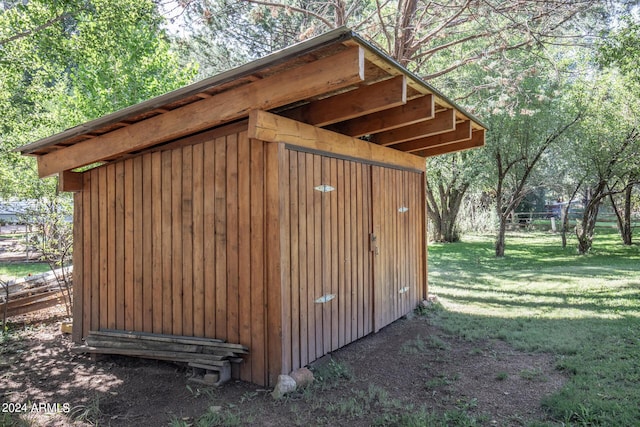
[248,110,425,172]
[393,120,472,153]
[36,47,366,178]
[281,75,406,127]
[326,94,434,137]
[58,170,84,192]
[371,109,455,146]
[414,129,485,157]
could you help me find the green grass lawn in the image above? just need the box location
[0,262,50,280]
[428,229,640,426]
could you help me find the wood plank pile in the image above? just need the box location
[0,268,72,317]
[74,329,249,386]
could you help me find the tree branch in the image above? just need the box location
[240,0,337,29]
[0,12,70,47]
[423,40,530,80]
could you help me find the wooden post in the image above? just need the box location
[71,190,83,343]
[265,141,285,386]
[421,170,429,300]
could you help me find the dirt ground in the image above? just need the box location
[0,305,566,427]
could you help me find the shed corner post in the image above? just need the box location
[70,176,86,343]
[421,167,429,301]
[264,140,288,387]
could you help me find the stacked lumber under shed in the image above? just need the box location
[74,329,249,385]
[0,268,72,317]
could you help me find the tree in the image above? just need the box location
[1,0,198,317]
[568,72,640,253]
[0,0,196,199]
[426,150,485,242]
[18,193,74,317]
[168,1,614,246]
[481,58,581,257]
[598,15,640,86]
[597,15,640,245]
[609,182,637,245]
[170,0,608,87]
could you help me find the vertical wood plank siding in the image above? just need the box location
[372,166,425,331]
[281,149,425,372]
[72,124,427,386]
[76,125,269,385]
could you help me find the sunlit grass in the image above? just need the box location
[0,262,50,280]
[428,229,640,425]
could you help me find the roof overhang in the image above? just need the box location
[17,27,486,178]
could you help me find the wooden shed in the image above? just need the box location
[18,28,485,386]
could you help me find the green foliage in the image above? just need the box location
[495,371,508,381]
[599,16,640,87]
[0,0,196,199]
[429,230,640,425]
[311,359,353,389]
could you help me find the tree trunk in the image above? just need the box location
[576,184,605,254]
[610,184,634,245]
[622,184,633,245]
[496,214,507,257]
[561,206,570,249]
[561,180,583,249]
[426,179,468,242]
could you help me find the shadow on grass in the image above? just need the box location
[428,231,640,426]
[427,308,640,426]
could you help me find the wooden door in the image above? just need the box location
[284,149,373,371]
[372,166,423,331]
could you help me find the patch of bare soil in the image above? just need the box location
[1,310,566,427]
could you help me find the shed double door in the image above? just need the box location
[285,149,423,370]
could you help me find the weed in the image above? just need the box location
[415,300,444,316]
[0,413,32,427]
[399,335,426,354]
[69,394,103,425]
[519,368,547,382]
[455,397,478,411]
[239,391,258,403]
[428,335,451,351]
[425,373,458,390]
[311,359,352,390]
[373,405,486,427]
[167,415,190,427]
[327,395,367,419]
[186,384,218,399]
[495,371,509,381]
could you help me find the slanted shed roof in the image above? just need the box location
[18,27,485,178]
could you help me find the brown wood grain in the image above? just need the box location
[237,132,252,381]
[282,75,406,127]
[249,110,425,173]
[327,94,434,137]
[37,47,365,178]
[182,145,194,337]
[372,109,455,146]
[151,152,163,333]
[192,143,205,337]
